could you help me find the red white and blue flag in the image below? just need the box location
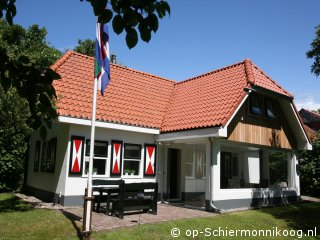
[95,22,110,95]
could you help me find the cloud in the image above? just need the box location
[295,97,320,111]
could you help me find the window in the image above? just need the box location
[40,138,57,173]
[220,149,260,189]
[34,141,41,172]
[185,148,195,178]
[123,144,141,176]
[249,94,262,116]
[84,140,108,176]
[185,144,206,179]
[264,98,277,119]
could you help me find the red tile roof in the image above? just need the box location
[52,52,294,132]
[160,60,292,132]
[52,51,175,129]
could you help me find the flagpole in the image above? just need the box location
[82,72,98,239]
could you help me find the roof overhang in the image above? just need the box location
[279,101,312,150]
[157,126,227,143]
[58,116,160,135]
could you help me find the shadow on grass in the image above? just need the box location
[60,210,83,240]
[0,194,34,213]
[258,201,320,235]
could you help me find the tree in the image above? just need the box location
[0,20,61,191]
[74,39,95,57]
[306,25,320,77]
[0,19,61,135]
[299,132,320,197]
[0,86,31,191]
[0,0,170,136]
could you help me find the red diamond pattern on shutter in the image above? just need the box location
[145,146,155,175]
[71,139,82,173]
[112,143,121,174]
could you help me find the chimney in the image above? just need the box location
[110,54,117,64]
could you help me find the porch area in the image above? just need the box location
[156,137,301,211]
[63,203,215,231]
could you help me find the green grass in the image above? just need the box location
[0,193,320,240]
[0,193,80,240]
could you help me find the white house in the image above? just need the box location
[26,51,311,210]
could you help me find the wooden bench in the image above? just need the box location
[92,179,124,214]
[111,182,158,219]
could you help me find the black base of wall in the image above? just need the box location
[24,185,85,206]
[25,185,58,204]
[205,195,301,211]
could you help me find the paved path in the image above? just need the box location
[63,204,217,231]
[301,195,320,203]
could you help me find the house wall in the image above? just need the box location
[227,99,296,149]
[27,122,158,206]
[63,124,157,205]
[158,142,207,206]
[26,123,70,203]
[206,139,300,211]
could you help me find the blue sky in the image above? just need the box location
[15,0,320,110]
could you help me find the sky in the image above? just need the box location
[14,0,320,111]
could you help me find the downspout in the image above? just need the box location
[209,137,221,213]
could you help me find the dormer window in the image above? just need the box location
[249,94,262,116]
[264,98,276,119]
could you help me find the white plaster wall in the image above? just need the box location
[210,140,299,202]
[27,123,70,195]
[64,124,157,196]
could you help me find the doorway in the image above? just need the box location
[166,148,181,200]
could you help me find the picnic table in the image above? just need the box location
[92,179,124,214]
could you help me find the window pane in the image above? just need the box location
[93,158,106,175]
[86,140,108,157]
[249,94,262,115]
[265,98,276,119]
[84,158,106,175]
[124,144,141,159]
[123,160,140,175]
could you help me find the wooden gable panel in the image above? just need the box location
[227,99,296,149]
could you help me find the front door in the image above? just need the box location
[166,148,181,200]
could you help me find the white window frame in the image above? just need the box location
[83,139,109,177]
[122,143,142,178]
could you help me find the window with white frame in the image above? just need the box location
[84,140,108,176]
[185,144,206,179]
[185,148,195,178]
[123,143,141,176]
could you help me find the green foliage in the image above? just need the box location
[0,0,16,24]
[299,132,320,197]
[0,20,62,191]
[269,151,287,184]
[0,20,61,132]
[74,38,95,57]
[0,87,31,192]
[83,0,170,48]
[306,25,320,77]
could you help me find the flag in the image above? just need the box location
[95,22,110,95]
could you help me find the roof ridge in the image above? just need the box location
[177,60,246,85]
[251,62,293,98]
[300,108,320,118]
[51,50,73,71]
[57,51,176,84]
[244,59,255,84]
[111,63,176,83]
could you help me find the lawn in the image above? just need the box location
[0,193,319,240]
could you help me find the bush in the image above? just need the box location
[0,87,31,192]
[299,132,320,197]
